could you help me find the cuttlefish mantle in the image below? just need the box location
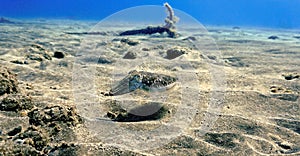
[104,70,177,96]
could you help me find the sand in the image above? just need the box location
[0,19,299,155]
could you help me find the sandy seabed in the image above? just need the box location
[0,19,299,155]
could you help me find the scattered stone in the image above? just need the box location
[123,51,137,59]
[28,105,83,126]
[282,73,299,80]
[224,57,249,67]
[0,67,19,96]
[0,94,33,112]
[120,38,139,46]
[207,55,217,60]
[53,51,65,59]
[165,47,188,60]
[142,47,150,51]
[7,126,22,136]
[270,86,285,93]
[268,35,279,40]
[26,44,52,61]
[58,61,68,67]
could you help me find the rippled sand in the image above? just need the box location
[0,19,299,155]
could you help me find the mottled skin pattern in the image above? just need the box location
[106,70,177,96]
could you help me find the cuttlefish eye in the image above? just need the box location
[129,75,143,91]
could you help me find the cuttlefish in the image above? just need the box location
[103,70,177,96]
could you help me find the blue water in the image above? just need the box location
[1,0,299,29]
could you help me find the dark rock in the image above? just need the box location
[207,55,217,60]
[0,17,15,24]
[0,67,19,95]
[282,73,299,80]
[0,94,33,112]
[270,86,284,93]
[7,126,22,136]
[120,38,139,46]
[165,47,188,60]
[183,36,197,41]
[47,143,77,156]
[232,26,240,30]
[15,126,49,151]
[268,35,279,40]
[58,61,68,67]
[277,142,292,150]
[26,44,52,61]
[224,57,249,67]
[10,60,26,64]
[293,36,300,39]
[123,51,137,59]
[53,51,65,59]
[97,57,112,64]
[28,105,83,126]
[142,48,150,51]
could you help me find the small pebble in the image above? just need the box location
[53,51,65,59]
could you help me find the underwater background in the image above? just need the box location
[1,0,300,29]
[1,0,300,155]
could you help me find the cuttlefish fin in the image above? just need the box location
[109,75,132,96]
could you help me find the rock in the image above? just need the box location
[293,36,300,39]
[47,143,77,156]
[123,51,137,59]
[0,17,15,24]
[120,38,139,46]
[14,126,49,151]
[183,36,197,41]
[28,105,83,126]
[0,94,34,112]
[97,57,113,64]
[142,47,150,51]
[224,57,249,67]
[26,44,52,62]
[268,35,279,40]
[0,67,19,95]
[282,73,299,80]
[207,55,217,60]
[10,60,27,65]
[53,51,65,59]
[232,26,240,30]
[7,126,22,136]
[165,47,188,60]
